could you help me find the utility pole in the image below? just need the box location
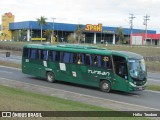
[30,25,32,41]
[143,14,150,45]
[51,18,56,43]
[129,13,136,46]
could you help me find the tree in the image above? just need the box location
[67,33,77,43]
[20,29,27,41]
[44,30,52,42]
[75,24,84,43]
[37,16,48,42]
[0,33,9,40]
[116,26,124,44]
[12,30,20,41]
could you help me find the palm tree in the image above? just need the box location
[44,29,52,42]
[37,16,48,42]
[116,26,124,44]
[75,24,84,43]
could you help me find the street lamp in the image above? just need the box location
[51,18,56,43]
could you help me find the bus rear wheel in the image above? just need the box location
[100,80,111,93]
[47,72,55,83]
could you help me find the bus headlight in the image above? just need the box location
[129,82,136,87]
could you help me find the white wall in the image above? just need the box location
[158,40,160,45]
[132,36,143,45]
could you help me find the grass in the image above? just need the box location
[147,85,160,91]
[0,41,41,47]
[0,60,20,68]
[98,44,160,56]
[146,62,160,73]
[0,85,108,111]
[0,85,150,120]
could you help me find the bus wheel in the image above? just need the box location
[100,80,111,93]
[47,72,55,83]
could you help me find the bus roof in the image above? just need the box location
[112,50,143,59]
[23,44,143,59]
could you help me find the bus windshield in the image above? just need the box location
[128,59,146,80]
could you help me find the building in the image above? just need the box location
[0,12,157,44]
[0,12,14,40]
[131,33,160,45]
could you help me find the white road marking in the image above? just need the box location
[145,90,160,94]
[0,65,21,70]
[0,70,12,74]
[148,72,160,75]
[148,79,160,82]
[0,77,160,111]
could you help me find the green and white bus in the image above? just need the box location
[22,44,147,93]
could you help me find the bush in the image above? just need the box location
[67,34,77,43]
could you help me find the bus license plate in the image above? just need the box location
[138,87,143,90]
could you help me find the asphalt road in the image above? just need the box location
[0,53,21,64]
[0,65,160,110]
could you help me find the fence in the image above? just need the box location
[144,56,160,62]
[0,45,22,51]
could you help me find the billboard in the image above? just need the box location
[85,23,102,32]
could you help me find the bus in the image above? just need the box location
[22,44,147,93]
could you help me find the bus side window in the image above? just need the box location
[76,53,85,65]
[69,53,74,63]
[97,55,102,67]
[93,55,98,66]
[77,54,82,64]
[102,56,110,68]
[23,48,30,58]
[30,49,37,59]
[48,50,52,61]
[73,53,78,64]
[63,52,70,63]
[37,49,42,60]
[55,51,60,61]
[43,50,48,61]
[81,54,85,64]
[85,54,92,66]
[51,51,56,61]
[60,52,63,62]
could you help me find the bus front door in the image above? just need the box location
[112,55,128,92]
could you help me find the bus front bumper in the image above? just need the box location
[129,82,147,91]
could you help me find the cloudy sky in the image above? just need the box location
[1,0,160,32]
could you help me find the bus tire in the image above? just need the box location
[100,80,111,93]
[46,72,55,83]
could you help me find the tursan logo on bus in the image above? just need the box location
[88,70,110,76]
